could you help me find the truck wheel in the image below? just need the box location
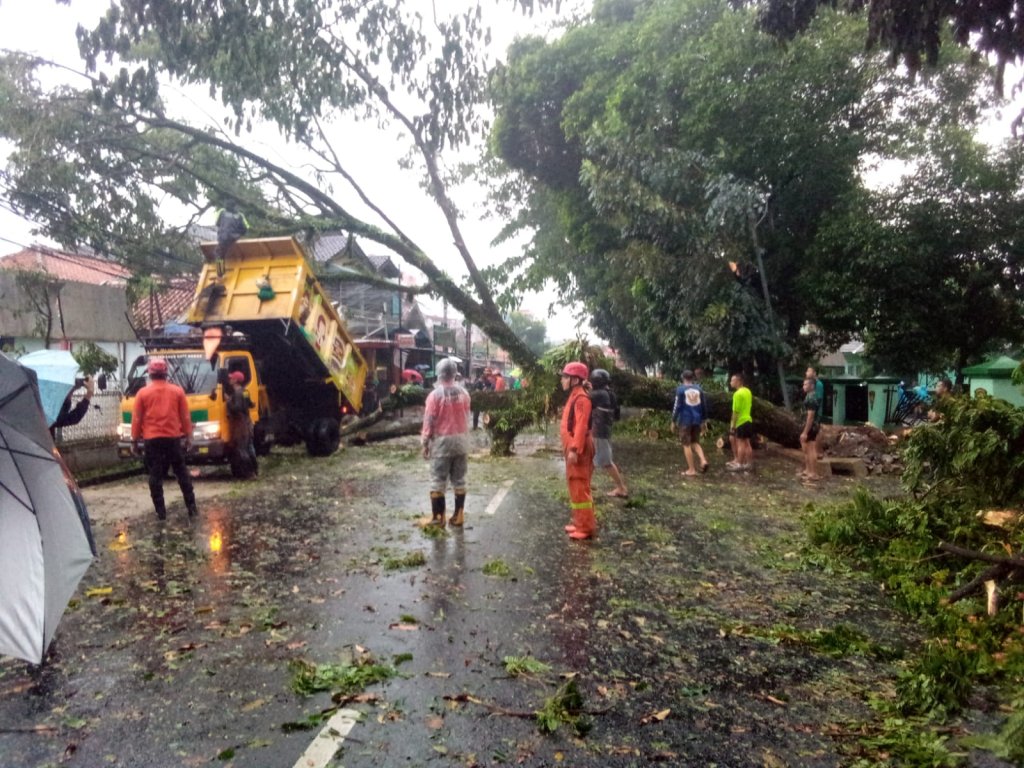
[307,417,340,456]
[253,422,272,456]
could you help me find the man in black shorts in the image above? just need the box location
[799,377,821,482]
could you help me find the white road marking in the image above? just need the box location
[293,708,362,768]
[484,479,515,515]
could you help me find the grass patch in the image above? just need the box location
[482,559,513,578]
[727,622,899,660]
[503,655,551,677]
[535,678,591,736]
[419,523,447,539]
[381,550,427,571]
[289,656,397,697]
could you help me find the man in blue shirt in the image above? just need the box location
[672,370,709,476]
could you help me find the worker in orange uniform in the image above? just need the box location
[559,361,596,540]
[131,358,198,521]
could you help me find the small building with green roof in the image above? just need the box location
[961,355,1024,407]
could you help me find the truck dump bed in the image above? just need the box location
[186,237,367,412]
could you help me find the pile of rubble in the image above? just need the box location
[818,424,903,475]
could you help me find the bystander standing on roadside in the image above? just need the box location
[799,377,822,482]
[421,358,472,527]
[727,373,754,472]
[806,366,825,420]
[131,358,198,521]
[50,375,95,438]
[589,368,627,498]
[470,368,491,430]
[673,370,710,477]
[928,377,954,422]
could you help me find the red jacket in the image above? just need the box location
[131,379,192,441]
[560,386,592,455]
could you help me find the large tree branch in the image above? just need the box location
[334,44,501,318]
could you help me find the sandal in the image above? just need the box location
[681,470,698,477]
[607,489,629,498]
[700,462,710,474]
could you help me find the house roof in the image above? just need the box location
[962,355,1021,377]
[130,277,199,332]
[0,246,131,286]
[310,232,359,264]
[367,253,400,277]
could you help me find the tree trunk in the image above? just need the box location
[609,371,803,449]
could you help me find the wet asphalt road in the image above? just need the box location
[0,427,929,767]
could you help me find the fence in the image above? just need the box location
[53,390,122,445]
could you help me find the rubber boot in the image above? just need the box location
[154,500,167,522]
[429,493,446,526]
[449,492,466,527]
[186,500,199,519]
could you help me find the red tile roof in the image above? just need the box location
[130,277,198,332]
[0,246,131,285]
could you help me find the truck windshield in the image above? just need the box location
[126,355,218,395]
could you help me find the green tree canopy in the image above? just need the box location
[808,129,1024,381]
[505,310,551,357]
[487,0,1003,383]
[0,1,568,375]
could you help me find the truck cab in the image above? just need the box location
[117,346,266,476]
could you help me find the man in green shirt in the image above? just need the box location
[799,377,822,481]
[806,366,825,420]
[727,373,754,471]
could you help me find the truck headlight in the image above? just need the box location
[193,421,221,441]
[117,423,133,440]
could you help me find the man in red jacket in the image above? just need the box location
[131,358,198,521]
[559,362,596,540]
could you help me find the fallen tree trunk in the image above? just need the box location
[937,541,1024,604]
[339,408,384,438]
[373,372,803,450]
[610,371,803,449]
[348,415,421,445]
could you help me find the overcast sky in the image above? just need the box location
[0,0,597,343]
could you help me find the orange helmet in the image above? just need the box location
[147,357,168,376]
[561,362,589,380]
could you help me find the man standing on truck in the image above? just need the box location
[421,357,471,527]
[131,358,199,521]
[213,200,248,278]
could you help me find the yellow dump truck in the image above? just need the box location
[118,237,368,469]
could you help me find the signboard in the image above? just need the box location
[433,325,456,350]
[396,332,416,349]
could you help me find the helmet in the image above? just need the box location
[590,368,610,387]
[436,357,459,382]
[147,357,168,376]
[228,371,246,385]
[561,362,589,380]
